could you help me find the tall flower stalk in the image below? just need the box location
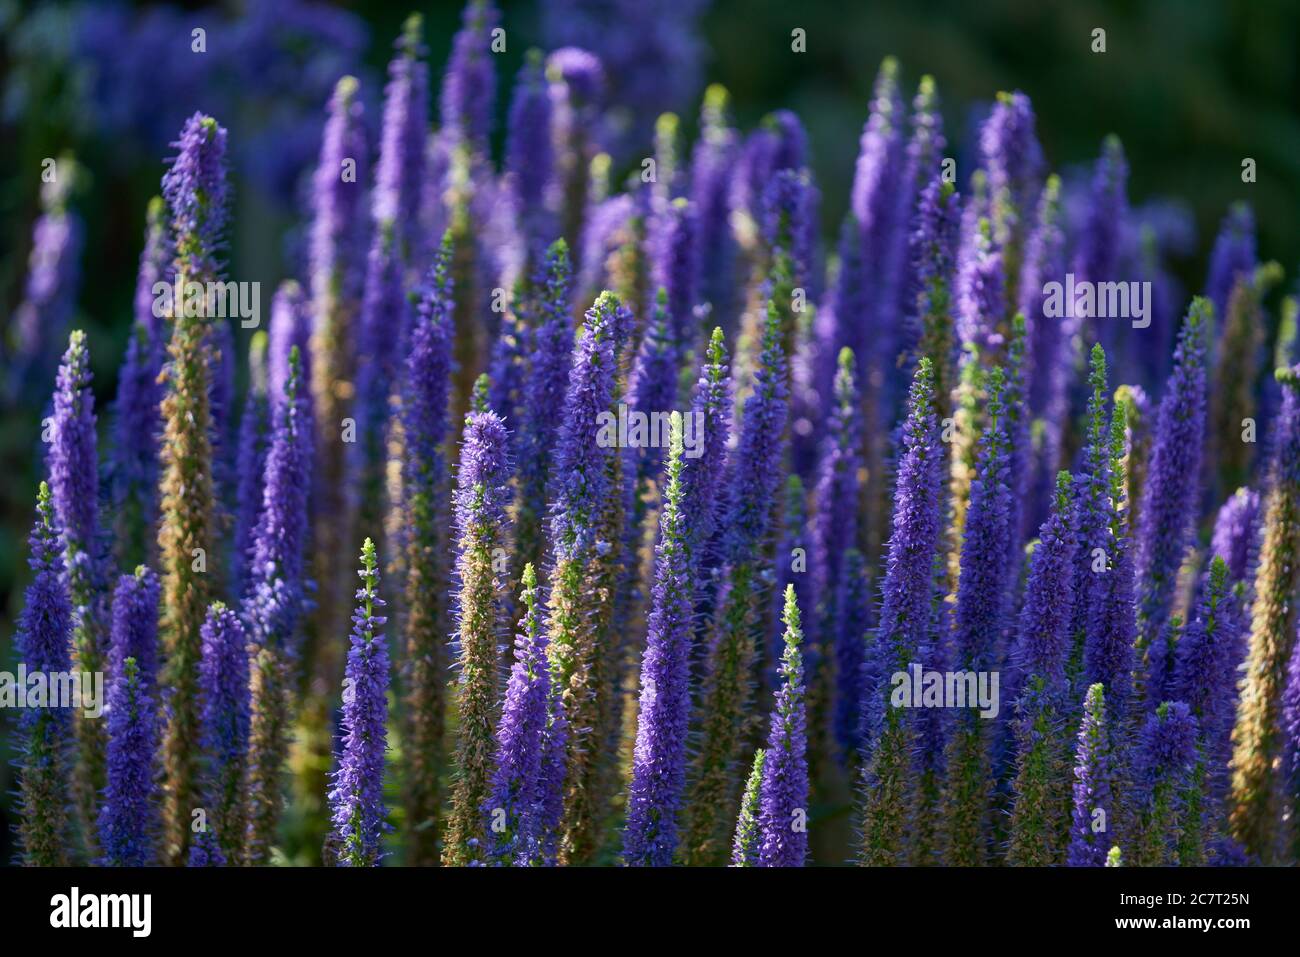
[757,586,809,867]
[13,484,75,866]
[328,538,391,867]
[1230,364,1300,861]
[48,329,109,851]
[157,113,228,862]
[194,603,250,864]
[444,410,512,865]
[401,234,455,865]
[97,567,161,867]
[623,413,693,866]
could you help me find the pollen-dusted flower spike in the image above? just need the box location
[1135,298,1209,650]
[1230,363,1300,862]
[401,232,455,865]
[541,291,625,863]
[48,329,110,849]
[14,483,75,866]
[328,538,391,867]
[444,409,513,865]
[484,563,554,865]
[196,602,250,864]
[158,112,228,863]
[730,750,767,867]
[98,567,161,866]
[1067,684,1114,867]
[624,413,694,866]
[757,585,809,867]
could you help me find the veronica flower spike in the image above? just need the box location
[328,538,391,867]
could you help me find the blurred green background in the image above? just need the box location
[1,0,1297,858]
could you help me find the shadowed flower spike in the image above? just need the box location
[628,289,679,480]
[624,413,694,866]
[979,90,1044,257]
[445,409,513,865]
[232,332,270,596]
[1173,557,1243,863]
[955,217,1005,357]
[1133,702,1198,866]
[757,585,809,867]
[832,548,871,760]
[690,84,739,329]
[1205,203,1256,322]
[14,483,74,866]
[196,602,250,863]
[243,346,312,864]
[1007,472,1077,866]
[401,232,455,864]
[907,177,960,412]
[328,538,390,866]
[442,0,499,154]
[905,76,946,194]
[158,112,228,862]
[944,364,1012,865]
[679,327,733,559]
[858,357,942,865]
[683,301,788,866]
[8,153,83,400]
[514,240,574,572]
[654,198,701,355]
[1074,135,1129,288]
[1230,363,1300,861]
[111,195,169,570]
[812,348,862,632]
[1068,684,1114,867]
[507,50,554,263]
[1136,299,1209,649]
[309,74,367,421]
[730,750,767,867]
[374,14,429,258]
[1211,487,1263,587]
[98,567,161,866]
[485,564,553,865]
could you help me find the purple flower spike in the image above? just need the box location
[624,414,694,866]
[98,567,161,867]
[198,602,250,861]
[441,0,499,154]
[1135,299,1209,649]
[1068,684,1114,867]
[13,483,75,866]
[757,585,809,867]
[328,538,390,866]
